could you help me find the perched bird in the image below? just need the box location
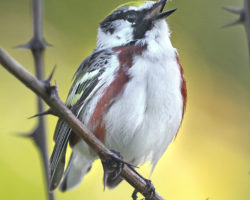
[50,0,187,196]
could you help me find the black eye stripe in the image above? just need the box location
[101,10,138,25]
[125,11,137,22]
[100,10,136,33]
[100,8,148,34]
[111,10,137,22]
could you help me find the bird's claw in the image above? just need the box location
[109,150,137,169]
[131,179,155,200]
[132,189,138,200]
[144,179,155,200]
[101,150,125,189]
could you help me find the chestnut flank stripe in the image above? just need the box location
[173,53,187,140]
[90,45,145,142]
[176,53,187,115]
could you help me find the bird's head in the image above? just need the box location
[97,0,176,49]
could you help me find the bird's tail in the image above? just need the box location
[59,151,93,192]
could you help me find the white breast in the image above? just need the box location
[104,40,183,169]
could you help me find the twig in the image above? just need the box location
[246,0,250,51]
[224,0,250,53]
[0,48,165,200]
[15,0,54,199]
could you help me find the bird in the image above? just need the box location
[49,0,187,197]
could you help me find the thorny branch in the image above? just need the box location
[224,0,250,53]
[0,48,165,200]
[15,0,54,199]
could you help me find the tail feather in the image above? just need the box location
[59,151,93,192]
[50,119,71,191]
[49,146,66,191]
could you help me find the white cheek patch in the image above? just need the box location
[114,20,132,36]
[97,20,134,49]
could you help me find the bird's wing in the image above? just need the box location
[50,49,113,190]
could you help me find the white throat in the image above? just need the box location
[137,19,175,60]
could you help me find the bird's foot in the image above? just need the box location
[131,179,155,200]
[144,179,155,200]
[101,150,125,189]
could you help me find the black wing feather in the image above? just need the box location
[49,49,112,190]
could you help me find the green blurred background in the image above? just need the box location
[0,0,249,199]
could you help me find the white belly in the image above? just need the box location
[103,55,183,167]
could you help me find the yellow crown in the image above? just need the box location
[109,1,148,14]
[118,1,147,8]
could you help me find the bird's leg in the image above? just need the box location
[101,150,125,189]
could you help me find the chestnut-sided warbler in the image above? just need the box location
[50,0,187,194]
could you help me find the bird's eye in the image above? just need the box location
[125,12,137,23]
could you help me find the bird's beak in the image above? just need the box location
[146,0,177,21]
[133,0,176,39]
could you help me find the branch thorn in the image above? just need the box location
[45,65,57,84]
[14,42,32,50]
[223,6,245,28]
[13,132,33,138]
[222,18,243,28]
[13,126,39,140]
[223,6,244,15]
[43,65,59,96]
[28,108,58,119]
[44,40,53,47]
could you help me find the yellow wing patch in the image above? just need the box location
[67,92,83,107]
